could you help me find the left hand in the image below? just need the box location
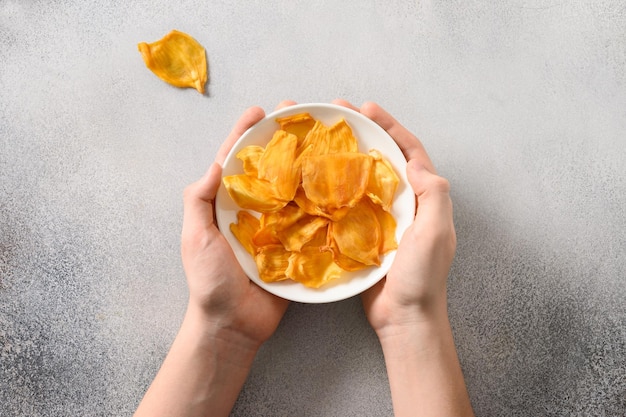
[180,103,295,348]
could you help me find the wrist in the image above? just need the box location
[183,304,260,366]
[378,311,450,350]
[372,292,449,340]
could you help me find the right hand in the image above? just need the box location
[332,100,457,336]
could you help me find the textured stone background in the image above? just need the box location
[1,0,625,416]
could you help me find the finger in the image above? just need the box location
[182,162,222,232]
[360,102,436,173]
[406,159,453,222]
[275,100,297,110]
[405,160,457,267]
[331,98,360,112]
[215,106,266,166]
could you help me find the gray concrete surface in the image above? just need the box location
[1,1,625,416]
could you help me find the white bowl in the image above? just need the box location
[215,103,415,303]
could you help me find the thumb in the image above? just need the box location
[406,159,432,196]
[196,162,223,202]
[405,159,453,222]
[182,162,223,232]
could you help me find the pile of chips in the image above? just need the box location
[223,113,399,288]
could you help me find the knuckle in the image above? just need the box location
[181,227,211,254]
[428,175,451,194]
[413,218,456,255]
[182,183,198,202]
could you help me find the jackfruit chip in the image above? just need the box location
[366,197,398,254]
[252,204,302,247]
[252,224,281,247]
[301,152,373,213]
[223,174,287,212]
[276,113,316,144]
[257,130,300,201]
[300,119,358,156]
[330,199,381,266]
[367,149,399,212]
[302,224,330,249]
[286,247,344,288]
[255,245,291,283]
[265,204,305,230]
[327,236,369,272]
[230,211,260,256]
[277,215,329,252]
[138,30,207,94]
[236,145,264,176]
[293,187,350,221]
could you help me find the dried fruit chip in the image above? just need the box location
[277,215,329,252]
[236,146,264,176]
[138,30,207,94]
[301,152,373,214]
[222,174,287,212]
[229,211,260,256]
[367,149,400,212]
[286,247,344,288]
[251,225,281,248]
[293,187,350,221]
[327,236,369,272]
[300,119,358,155]
[303,224,330,249]
[253,204,302,247]
[276,113,317,144]
[265,204,304,230]
[366,197,398,254]
[258,130,301,201]
[255,245,291,283]
[330,199,381,266]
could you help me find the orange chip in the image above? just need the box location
[222,174,287,212]
[276,113,316,145]
[264,204,305,231]
[330,199,381,266]
[300,119,358,156]
[366,197,398,254]
[302,224,330,249]
[301,152,373,214]
[327,237,369,272]
[229,211,260,256]
[293,187,350,221]
[258,130,300,201]
[286,247,344,288]
[277,215,329,252]
[236,145,264,176]
[252,224,281,247]
[367,149,399,212]
[138,30,207,94]
[255,245,291,283]
[252,204,302,247]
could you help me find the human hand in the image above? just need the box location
[332,100,456,335]
[181,103,293,349]
[331,100,472,417]
[135,104,296,417]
